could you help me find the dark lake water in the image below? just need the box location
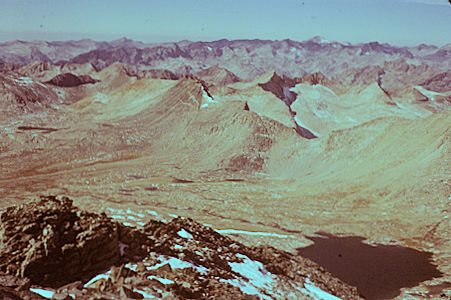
[297,232,443,300]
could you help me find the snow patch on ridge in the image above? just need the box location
[177,229,193,239]
[216,229,295,238]
[30,288,55,299]
[311,36,331,44]
[13,77,34,86]
[414,86,442,101]
[296,278,342,300]
[221,253,280,299]
[84,271,111,288]
[147,275,174,285]
[36,81,48,88]
[146,210,158,216]
[146,255,208,274]
[134,289,158,298]
[107,207,147,225]
[200,85,217,108]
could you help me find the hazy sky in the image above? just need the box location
[1,0,450,46]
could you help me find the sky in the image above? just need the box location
[0,0,450,46]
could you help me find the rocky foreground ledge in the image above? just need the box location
[0,196,363,299]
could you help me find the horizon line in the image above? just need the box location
[0,33,447,48]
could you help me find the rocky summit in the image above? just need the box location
[0,196,362,299]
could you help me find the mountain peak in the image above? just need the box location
[295,71,334,86]
[253,70,278,84]
[307,36,331,44]
[112,37,133,43]
[196,66,241,85]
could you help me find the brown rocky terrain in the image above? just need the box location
[0,38,450,299]
[420,71,451,93]
[0,196,363,299]
[333,58,443,93]
[0,72,61,113]
[195,66,241,86]
[17,62,98,82]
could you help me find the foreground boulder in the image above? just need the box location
[0,196,363,299]
[0,272,46,299]
[0,196,123,287]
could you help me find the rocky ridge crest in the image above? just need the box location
[0,196,363,299]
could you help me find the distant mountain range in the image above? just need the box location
[1,35,450,300]
[1,37,449,83]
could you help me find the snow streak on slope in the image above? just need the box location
[200,85,218,108]
[222,253,277,299]
[414,85,442,100]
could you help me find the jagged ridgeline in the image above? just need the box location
[0,196,362,299]
[1,38,450,86]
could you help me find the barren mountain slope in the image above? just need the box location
[1,64,450,299]
[289,81,442,136]
[333,59,446,93]
[195,65,241,86]
[0,72,61,114]
[17,61,98,82]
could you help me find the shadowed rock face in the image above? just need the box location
[0,196,363,299]
[297,232,443,300]
[0,196,123,287]
[257,72,318,139]
[45,73,99,87]
[258,72,296,103]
